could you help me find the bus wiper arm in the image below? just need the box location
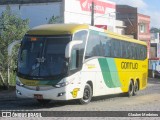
[36,57,46,63]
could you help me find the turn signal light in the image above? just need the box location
[31,37,37,41]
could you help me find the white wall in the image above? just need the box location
[64,0,116,32]
[115,20,126,35]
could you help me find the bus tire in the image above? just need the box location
[128,81,134,97]
[133,80,139,96]
[37,99,51,104]
[79,83,92,104]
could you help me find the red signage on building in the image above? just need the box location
[95,25,107,30]
[80,0,115,14]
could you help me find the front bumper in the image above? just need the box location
[16,85,68,100]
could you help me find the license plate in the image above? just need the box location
[34,94,43,99]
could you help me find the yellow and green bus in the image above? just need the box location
[16,24,148,104]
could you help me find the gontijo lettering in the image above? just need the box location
[121,62,138,69]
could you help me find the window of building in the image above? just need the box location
[139,24,146,33]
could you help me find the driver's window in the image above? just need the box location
[70,50,77,70]
[73,30,88,49]
[73,30,88,41]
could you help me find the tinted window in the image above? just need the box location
[85,30,102,59]
[72,30,88,70]
[100,33,111,57]
[85,30,147,60]
[18,36,70,78]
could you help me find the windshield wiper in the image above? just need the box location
[36,57,46,63]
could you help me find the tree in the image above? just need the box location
[48,15,62,24]
[0,5,29,89]
[150,27,160,33]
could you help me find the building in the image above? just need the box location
[0,0,116,31]
[150,32,160,58]
[115,20,126,35]
[116,5,151,57]
[138,14,150,43]
[151,32,160,43]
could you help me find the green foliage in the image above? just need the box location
[0,5,29,87]
[48,15,62,24]
[150,27,160,33]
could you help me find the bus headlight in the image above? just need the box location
[54,81,69,88]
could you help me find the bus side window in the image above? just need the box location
[122,41,126,58]
[85,30,100,59]
[110,40,114,57]
[126,42,130,59]
[140,45,146,60]
[105,40,111,57]
[99,34,111,57]
[143,46,147,59]
[114,39,120,58]
[119,41,123,58]
[136,45,140,60]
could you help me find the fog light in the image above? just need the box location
[57,92,65,97]
[16,90,22,95]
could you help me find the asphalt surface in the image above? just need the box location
[0,78,160,119]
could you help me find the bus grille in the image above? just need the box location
[23,85,55,91]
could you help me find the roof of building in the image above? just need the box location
[116,5,137,9]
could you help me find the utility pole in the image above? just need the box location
[91,1,94,26]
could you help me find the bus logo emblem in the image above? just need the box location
[71,88,80,98]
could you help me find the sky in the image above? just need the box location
[109,0,160,28]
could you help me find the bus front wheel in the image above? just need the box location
[79,83,92,104]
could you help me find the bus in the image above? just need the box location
[16,24,148,104]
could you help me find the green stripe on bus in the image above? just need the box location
[107,59,121,87]
[98,58,114,88]
[98,58,121,88]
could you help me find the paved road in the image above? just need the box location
[0,78,160,119]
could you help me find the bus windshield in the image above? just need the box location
[18,35,71,79]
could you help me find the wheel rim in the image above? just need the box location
[83,88,90,100]
[129,82,133,95]
[129,84,133,92]
[134,82,138,93]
